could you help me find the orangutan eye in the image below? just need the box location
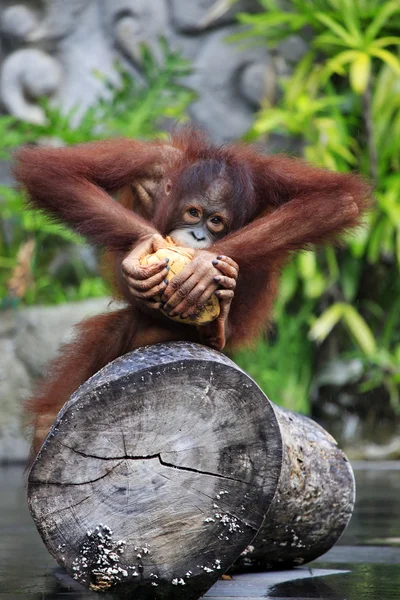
[189,208,200,218]
[208,214,225,233]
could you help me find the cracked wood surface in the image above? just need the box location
[28,342,282,599]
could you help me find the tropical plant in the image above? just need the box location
[233,0,400,415]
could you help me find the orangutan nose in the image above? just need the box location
[191,229,206,242]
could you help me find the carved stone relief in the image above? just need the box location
[0,0,290,141]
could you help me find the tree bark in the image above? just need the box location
[233,407,355,570]
[27,342,354,599]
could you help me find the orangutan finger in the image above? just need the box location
[215,289,235,299]
[213,275,236,290]
[122,258,168,280]
[162,274,198,312]
[180,283,218,319]
[137,280,169,299]
[170,276,217,317]
[125,267,169,291]
[213,259,238,279]
[216,255,239,271]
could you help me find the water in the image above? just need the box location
[1,462,399,599]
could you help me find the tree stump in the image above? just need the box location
[27,342,355,599]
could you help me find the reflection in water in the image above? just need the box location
[340,463,400,546]
[269,576,342,598]
[1,463,400,599]
[205,569,349,598]
[269,563,400,600]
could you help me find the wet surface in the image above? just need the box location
[1,462,400,599]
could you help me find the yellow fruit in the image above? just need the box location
[140,246,220,325]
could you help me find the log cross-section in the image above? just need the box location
[28,343,283,599]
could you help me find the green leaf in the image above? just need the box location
[298,250,317,278]
[324,50,361,77]
[339,0,362,45]
[315,13,356,46]
[278,260,299,306]
[368,219,386,264]
[396,229,400,268]
[349,52,371,94]
[342,305,377,356]
[348,222,371,259]
[313,32,350,50]
[341,257,362,302]
[381,299,400,348]
[285,52,316,107]
[252,110,287,135]
[236,10,308,40]
[369,48,400,74]
[304,272,327,299]
[325,246,340,282]
[365,1,400,43]
[309,303,346,342]
[373,36,400,48]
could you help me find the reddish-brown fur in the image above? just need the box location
[14,129,371,455]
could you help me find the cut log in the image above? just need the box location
[233,407,355,570]
[28,343,282,599]
[27,342,355,599]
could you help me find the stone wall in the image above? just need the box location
[0,0,306,141]
[0,298,115,462]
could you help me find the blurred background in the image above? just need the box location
[0,0,399,463]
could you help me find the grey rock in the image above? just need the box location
[0,0,171,124]
[0,159,14,186]
[53,1,117,120]
[0,309,16,337]
[0,0,288,142]
[1,4,38,43]
[278,35,309,63]
[14,297,115,377]
[240,60,275,108]
[0,424,30,464]
[188,25,273,140]
[169,0,259,33]
[0,297,119,462]
[107,0,169,66]
[0,337,31,419]
[0,47,61,124]
[0,336,31,463]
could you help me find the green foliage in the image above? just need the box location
[0,185,106,308]
[233,0,400,413]
[0,42,193,308]
[234,304,314,413]
[97,41,194,139]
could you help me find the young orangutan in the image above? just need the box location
[14,129,371,454]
